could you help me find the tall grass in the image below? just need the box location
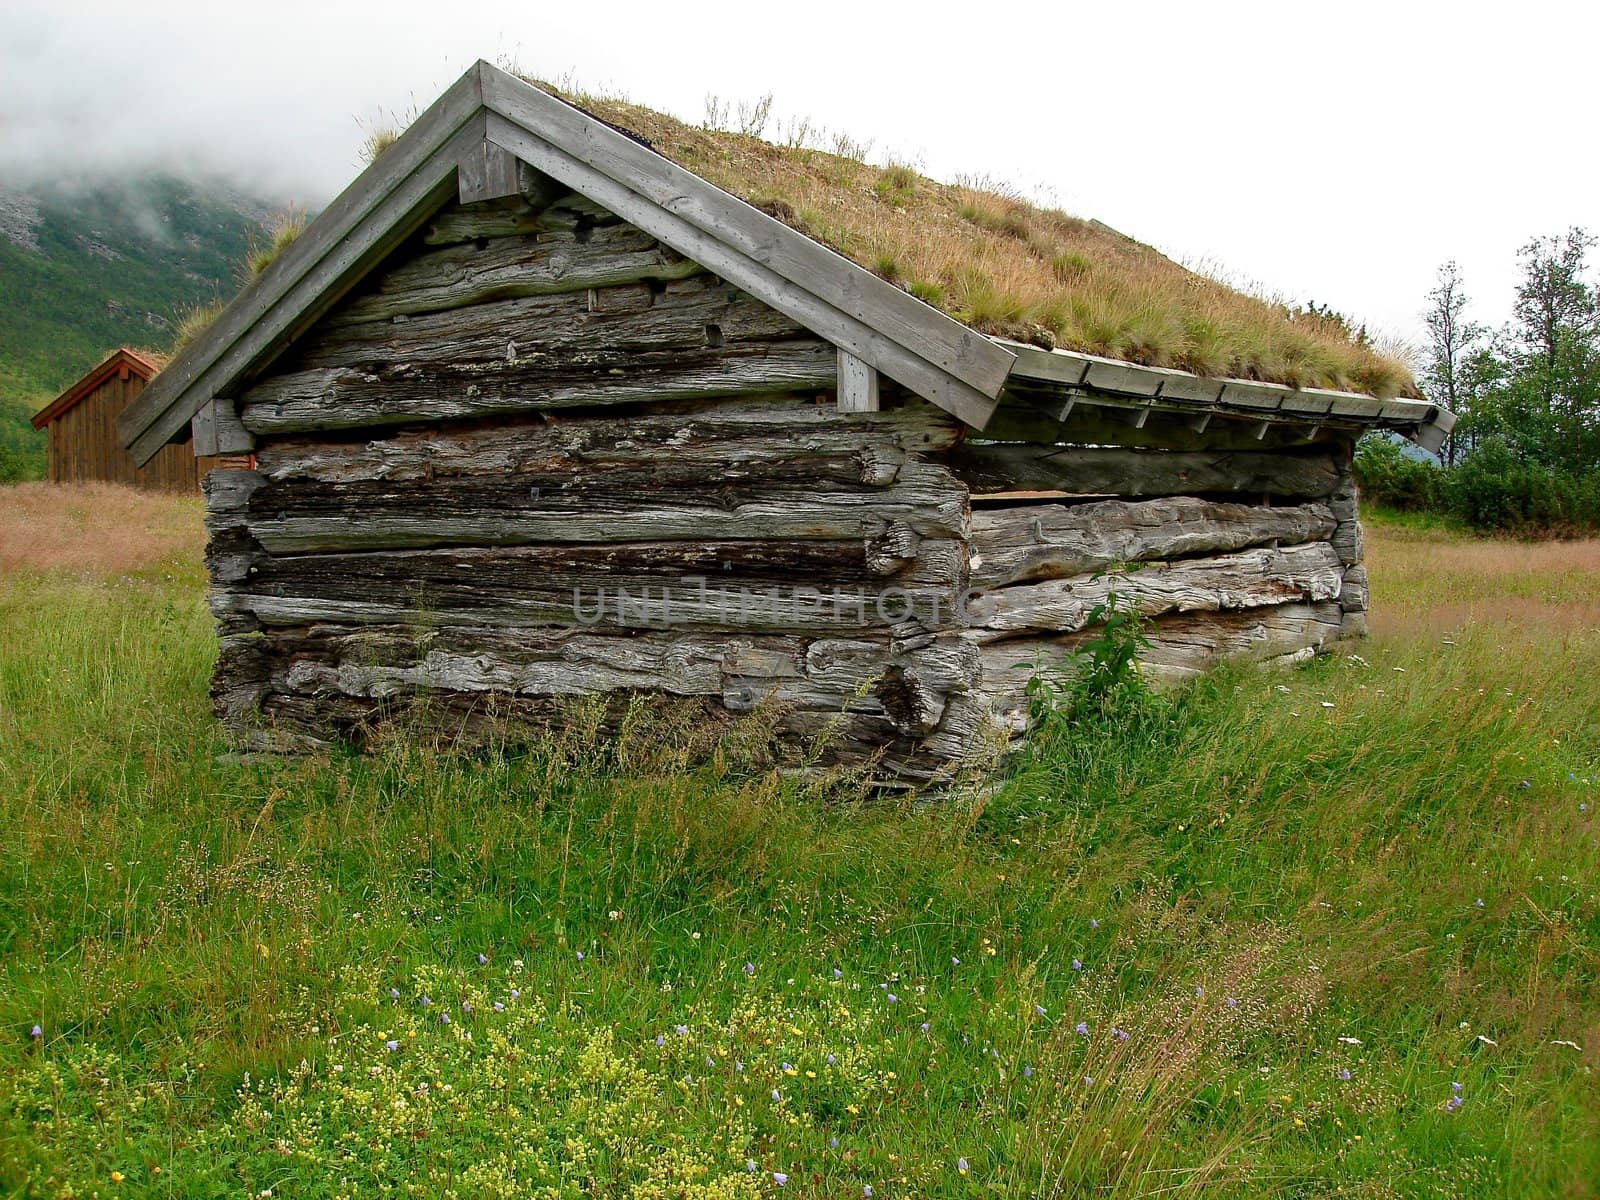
[0,482,203,578]
[0,492,1594,1196]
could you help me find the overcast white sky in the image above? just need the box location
[3,0,1596,350]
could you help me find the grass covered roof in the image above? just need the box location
[533,81,1413,399]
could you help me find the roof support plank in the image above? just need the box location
[191,402,218,458]
[458,139,529,204]
[837,350,880,413]
[193,398,256,456]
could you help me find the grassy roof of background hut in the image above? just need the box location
[532,80,1412,399]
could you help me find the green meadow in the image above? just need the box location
[0,488,1595,1198]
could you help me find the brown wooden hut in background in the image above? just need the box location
[115,63,1456,778]
[32,348,240,490]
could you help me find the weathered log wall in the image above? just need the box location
[205,187,1370,777]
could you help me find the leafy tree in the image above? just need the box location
[1499,228,1600,472]
[1454,344,1510,455]
[1510,229,1597,388]
[1420,261,1484,465]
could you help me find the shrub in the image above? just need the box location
[1354,434,1441,512]
[1362,434,1600,535]
[1443,440,1600,534]
[1024,590,1166,740]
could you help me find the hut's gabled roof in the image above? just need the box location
[33,347,160,429]
[117,62,1453,464]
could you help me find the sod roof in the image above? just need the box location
[535,82,1413,400]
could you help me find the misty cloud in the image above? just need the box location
[0,1,482,205]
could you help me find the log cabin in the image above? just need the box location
[116,62,1454,778]
[32,347,240,489]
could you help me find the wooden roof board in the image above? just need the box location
[33,348,159,429]
[997,340,1450,448]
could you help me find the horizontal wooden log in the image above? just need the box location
[1134,602,1347,679]
[203,467,264,522]
[255,395,963,483]
[947,443,1341,499]
[284,629,971,723]
[242,685,978,778]
[227,622,979,748]
[968,540,1344,640]
[293,276,807,371]
[214,630,271,725]
[726,637,978,735]
[419,185,575,245]
[268,625,796,699]
[976,601,1348,727]
[969,497,1335,587]
[240,462,966,553]
[324,223,704,326]
[214,536,966,634]
[1331,518,1364,566]
[205,525,263,586]
[235,402,967,551]
[423,196,551,245]
[239,340,837,433]
[774,686,1001,780]
[241,688,734,756]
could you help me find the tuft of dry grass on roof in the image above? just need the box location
[528,80,1413,398]
[360,126,400,165]
[169,298,224,353]
[356,106,415,167]
[246,209,307,278]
